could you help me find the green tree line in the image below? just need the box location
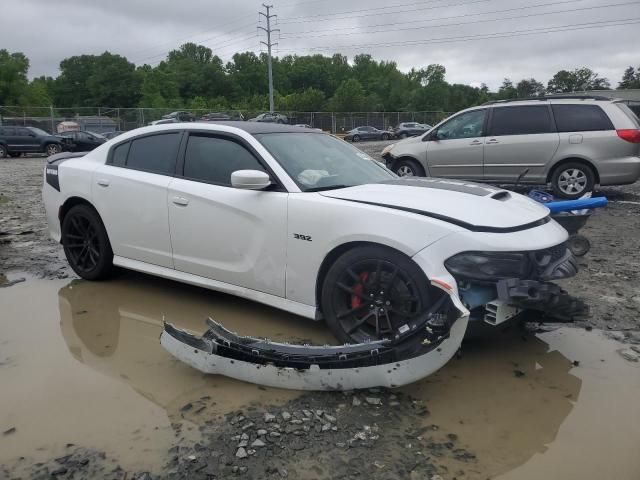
[1,44,638,112]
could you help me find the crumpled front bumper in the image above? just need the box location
[160,288,470,391]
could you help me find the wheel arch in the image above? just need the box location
[58,196,101,227]
[547,157,600,184]
[314,240,425,313]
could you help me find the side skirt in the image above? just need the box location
[112,256,318,320]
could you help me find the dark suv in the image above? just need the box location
[0,126,69,158]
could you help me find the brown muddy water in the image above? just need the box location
[1,272,639,479]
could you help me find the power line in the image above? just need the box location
[279,0,639,39]
[278,0,493,24]
[278,17,640,53]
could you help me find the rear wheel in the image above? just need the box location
[46,143,61,156]
[61,204,114,280]
[321,245,436,343]
[0,145,6,158]
[399,133,408,139]
[351,134,361,142]
[381,133,390,140]
[550,162,595,199]
[394,158,425,177]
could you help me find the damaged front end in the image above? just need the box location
[161,286,469,391]
[447,242,588,325]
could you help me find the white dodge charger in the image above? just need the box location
[43,122,580,354]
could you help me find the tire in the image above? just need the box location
[400,133,408,139]
[381,133,389,141]
[0,144,6,158]
[567,234,591,257]
[321,245,437,343]
[45,143,62,156]
[61,204,114,280]
[352,134,360,143]
[394,158,425,177]
[550,162,595,200]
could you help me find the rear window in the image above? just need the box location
[490,106,553,136]
[551,104,614,132]
[126,133,181,174]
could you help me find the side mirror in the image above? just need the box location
[231,170,271,190]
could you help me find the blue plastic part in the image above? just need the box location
[545,197,608,214]
[528,190,554,203]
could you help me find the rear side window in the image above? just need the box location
[490,106,552,136]
[183,134,265,186]
[111,141,130,166]
[551,105,614,132]
[126,133,181,174]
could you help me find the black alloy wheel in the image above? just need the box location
[62,205,113,280]
[352,134,361,142]
[321,246,435,343]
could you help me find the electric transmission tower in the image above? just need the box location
[258,4,279,113]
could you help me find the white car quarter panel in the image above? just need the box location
[168,178,288,297]
[285,193,456,307]
[91,164,174,268]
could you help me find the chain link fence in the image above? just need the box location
[0,106,453,135]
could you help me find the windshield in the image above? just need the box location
[255,133,396,191]
[28,127,50,136]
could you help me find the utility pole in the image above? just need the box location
[258,4,278,113]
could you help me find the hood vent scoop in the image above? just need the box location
[490,191,511,201]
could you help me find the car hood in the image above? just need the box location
[319,178,550,232]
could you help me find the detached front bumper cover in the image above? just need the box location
[160,292,469,391]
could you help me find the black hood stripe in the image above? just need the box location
[332,197,551,233]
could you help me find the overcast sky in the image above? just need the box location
[4,0,639,89]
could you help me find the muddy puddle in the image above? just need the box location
[1,272,639,479]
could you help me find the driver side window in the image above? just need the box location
[183,134,266,186]
[436,110,487,140]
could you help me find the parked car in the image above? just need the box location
[43,122,578,350]
[103,131,125,140]
[0,126,71,157]
[344,126,391,142]
[150,111,195,125]
[58,131,107,152]
[382,96,640,199]
[394,122,432,139]
[200,112,231,121]
[294,124,322,131]
[248,112,288,124]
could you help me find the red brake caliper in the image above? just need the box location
[351,272,369,309]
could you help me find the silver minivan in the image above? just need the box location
[382,96,640,199]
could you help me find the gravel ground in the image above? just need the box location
[2,152,640,479]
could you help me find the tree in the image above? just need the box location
[496,79,518,99]
[0,50,30,105]
[547,68,610,93]
[516,78,545,98]
[619,66,640,89]
[329,79,366,111]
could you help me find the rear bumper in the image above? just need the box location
[598,156,640,186]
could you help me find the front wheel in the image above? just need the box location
[394,158,425,177]
[46,143,62,156]
[351,134,361,142]
[321,245,437,343]
[550,162,595,199]
[381,133,389,140]
[0,145,7,158]
[62,204,114,280]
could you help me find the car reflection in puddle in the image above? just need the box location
[56,271,598,479]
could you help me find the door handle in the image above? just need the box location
[486,138,500,144]
[172,196,189,206]
[97,179,110,187]
[469,140,483,145]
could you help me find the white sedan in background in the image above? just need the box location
[43,122,579,354]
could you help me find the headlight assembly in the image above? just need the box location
[445,251,531,281]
